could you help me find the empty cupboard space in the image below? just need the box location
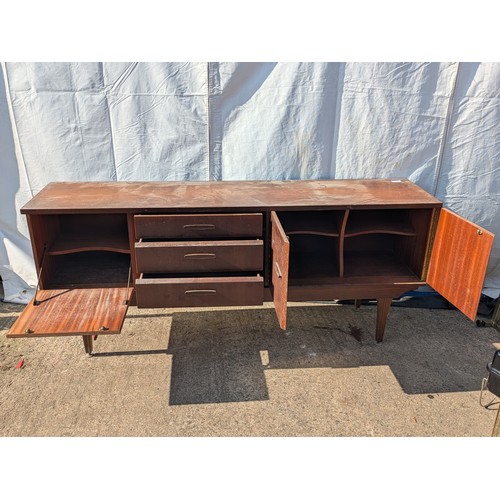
[37,213,130,255]
[343,209,433,279]
[46,251,131,287]
[288,234,339,281]
[343,234,417,278]
[29,213,132,288]
[274,208,434,283]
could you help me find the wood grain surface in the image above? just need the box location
[427,208,494,320]
[7,288,131,337]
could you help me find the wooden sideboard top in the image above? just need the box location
[21,179,442,214]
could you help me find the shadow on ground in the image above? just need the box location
[108,303,499,405]
[2,300,499,408]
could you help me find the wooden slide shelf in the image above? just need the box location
[7,287,132,338]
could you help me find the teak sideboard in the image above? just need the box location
[7,180,495,355]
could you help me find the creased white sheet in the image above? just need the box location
[1,62,499,303]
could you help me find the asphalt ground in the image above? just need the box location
[1,295,499,437]
[3,288,499,498]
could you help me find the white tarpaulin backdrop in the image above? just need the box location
[1,62,499,302]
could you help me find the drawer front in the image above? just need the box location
[134,213,263,239]
[135,240,263,273]
[135,276,264,308]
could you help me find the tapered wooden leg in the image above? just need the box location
[82,335,93,355]
[354,299,362,309]
[376,298,392,343]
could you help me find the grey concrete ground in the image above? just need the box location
[1,294,499,436]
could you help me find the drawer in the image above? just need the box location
[135,239,263,273]
[135,275,264,308]
[134,213,263,239]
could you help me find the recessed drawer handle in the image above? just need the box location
[185,289,217,295]
[184,253,217,260]
[183,224,216,230]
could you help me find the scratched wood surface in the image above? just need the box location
[7,288,131,337]
[21,179,442,214]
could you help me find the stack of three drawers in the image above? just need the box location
[133,213,264,308]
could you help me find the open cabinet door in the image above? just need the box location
[7,287,131,338]
[271,211,290,329]
[427,208,494,320]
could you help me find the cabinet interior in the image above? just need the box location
[276,208,433,284]
[31,207,434,290]
[31,213,131,288]
[47,251,131,287]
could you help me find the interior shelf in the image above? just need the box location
[48,235,130,255]
[42,213,130,255]
[278,211,342,237]
[344,210,416,237]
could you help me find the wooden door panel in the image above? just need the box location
[427,208,494,320]
[7,288,131,338]
[271,211,289,329]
